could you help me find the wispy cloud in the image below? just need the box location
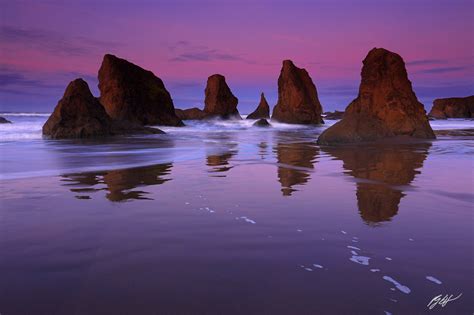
[169,41,251,63]
[406,59,446,66]
[0,26,121,56]
[418,66,470,74]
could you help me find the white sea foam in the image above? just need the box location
[370,269,380,272]
[313,264,323,269]
[426,276,442,284]
[349,255,370,266]
[385,257,392,261]
[383,276,411,294]
[347,245,361,250]
[240,216,256,224]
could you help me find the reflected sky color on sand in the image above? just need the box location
[0,115,473,314]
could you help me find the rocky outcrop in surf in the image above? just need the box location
[175,107,207,120]
[0,116,12,124]
[247,93,270,119]
[253,118,271,127]
[98,54,183,126]
[271,60,324,124]
[323,110,344,120]
[43,79,162,139]
[317,48,435,145]
[428,95,474,119]
[204,74,240,119]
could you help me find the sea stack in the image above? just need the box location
[204,74,241,119]
[317,48,435,145]
[247,93,270,119]
[98,54,183,126]
[43,79,114,138]
[428,96,474,119]
[253,118,271,127]
[271,60,324,124]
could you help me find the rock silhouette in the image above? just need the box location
[43,79,114,138]
[0,116,12,124]
[98,54,183,126]
[318,48,435,144]
[175,107,207,120]
[247,93,270,119]
[61,163,173,202]
[323,143,431,224]
[43,79,163,139]
[429,95,474,119]
[271,60,324,124]
[204,74,241,119]
[275,137,318,196]
[253,118,271,127]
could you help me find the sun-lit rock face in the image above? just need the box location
[204,74,241,119]
[271,60,324,124]
[98,54,183,126]
[317,48,435,144]
[429,96,474,119]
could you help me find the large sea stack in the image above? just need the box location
[317,48,435,145]
[43,79,163,139]
[43,79,113,138]
[428,96,474,119]
[98,54,183,126]
[271,60,324,124]
[203,74,241,119]
[247,93,270,119]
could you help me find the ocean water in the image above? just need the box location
[0,113,473,314]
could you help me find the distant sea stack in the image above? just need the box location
[428,96,474,119]
[43,79,163,139]
[175,107,207,120]
[204,74,241,119]
[247,93,270,119]
[98,54,183,126]
[317,48,435,145]
[323,110,344,120]
[271,60,324,124]
[0,116,12,124]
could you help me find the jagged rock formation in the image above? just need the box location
[271,60,324,124]
[43,79,162,139]
[428,96,474,119]
[175,107,207,120]
[317,48,435,145]
[98,54,183,126]
[204,74,241,119]
[247,93,270,119]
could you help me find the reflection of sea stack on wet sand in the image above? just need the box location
[323,143,431,223]
[276,140,318,196]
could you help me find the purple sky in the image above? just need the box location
[1,0,473,113]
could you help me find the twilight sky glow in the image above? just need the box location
[1,0,473,113]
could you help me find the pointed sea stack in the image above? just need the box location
[247,93,270,119]
[98,54,183,126]
[429,95,474,119]
[253,118,271,127]
[271,60,324,124]
[317,48,435,145]
[203,74,241,119]
[43,79,113,138]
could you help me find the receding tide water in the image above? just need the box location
[0,113,473,314]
